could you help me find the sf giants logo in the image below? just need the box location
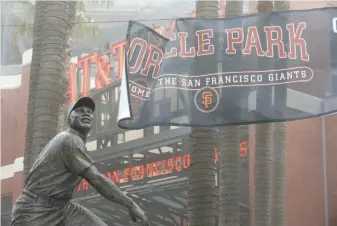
[202,91,213,109]
[194,87,219,113]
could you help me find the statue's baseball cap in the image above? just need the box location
[67,97,95,118]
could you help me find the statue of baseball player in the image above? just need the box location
[11,97,149,226]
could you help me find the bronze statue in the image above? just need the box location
[11,97,149,226]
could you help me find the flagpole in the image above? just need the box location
[321,116,329,226]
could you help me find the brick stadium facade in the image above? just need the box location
[1,1,337,225]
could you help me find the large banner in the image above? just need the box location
[118,7,337,129]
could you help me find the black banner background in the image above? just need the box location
[118,7,337,129]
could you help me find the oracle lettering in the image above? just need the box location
[196,29,215,56]
[164,33,178,58]
[128,38,148,74]
[127,39,165,78]
[140,44,164,77]
[333,17,337,33]
[178,32,196,57]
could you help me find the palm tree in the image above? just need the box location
[59,0,99,131]
[217,1,245,226]
[21,0,100,178]
[59,1,78,133]
[271,2,290,226]
[187,1,218,226]
[23,0,45,179]
[9,0,99,53]
[9,0,98,41]
[253,1,274,226]
[26,0,70,170]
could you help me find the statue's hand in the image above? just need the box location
[128,202,149,226]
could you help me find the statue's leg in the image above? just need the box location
[11,203,27,226]
[11,195,31,226]
[64,204,107,226]
[11,194,63,226]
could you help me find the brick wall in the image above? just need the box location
[1,65,30,202]
[1,65,29,166]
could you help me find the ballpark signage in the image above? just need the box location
[75,141,248,192]
[118,7,337,129]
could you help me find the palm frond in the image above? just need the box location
[9,0,106,41]
[7,0,35,40]
[5,0,35,10]
[73,7,100,39]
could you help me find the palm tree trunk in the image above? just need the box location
[218,1,244,226]
[58,0,77,132]
[65,1,76,74]
[218,126,240,226]
[30,1,69,164]
[271,2,289,226]
[271,122,286,226]
[253,1,274,226]
[23,1,45,179]
[187,1,218,226]
[254,123,272,226]
[188,128,217,226]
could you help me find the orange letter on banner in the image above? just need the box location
[179,32,196,57]
[111,40,126,80]
[164,33,178,58]
[95,54,111,89]
[286,22,309,61]
[141,45,164,77]
[196,29,215,56]
[77,54,95,97]
[264,26,287,58]
[243,27,264,56]
[128,38,147,74]
[225,28,244,54]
